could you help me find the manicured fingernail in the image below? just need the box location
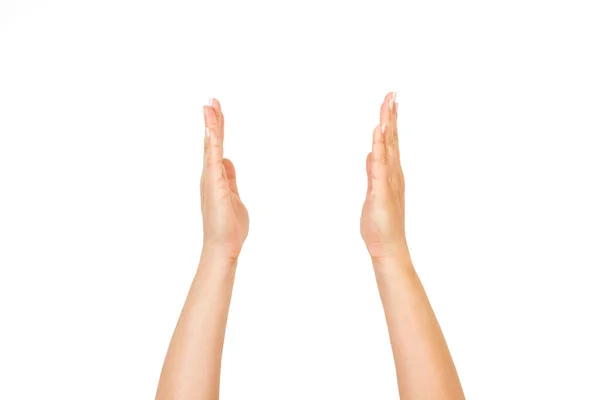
[208,97,213,106]
[205,127,211,138]
[389,92,396,110]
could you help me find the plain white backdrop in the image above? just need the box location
[1,0,599,398]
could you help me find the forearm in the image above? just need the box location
[374,252,464,400]
[156,252,237,400]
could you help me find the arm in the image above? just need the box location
[156,99,249,400]
[360,93,464,399]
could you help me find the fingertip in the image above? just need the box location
[379,101,387,123]
[380,92,397,122]
[371,123,377,143]
[204,106,218,128]
[384,91,396,107]
[372,123,385,145]
[223,158,239,194]
[223,158,236,178]
[206,99,224,141]
[210,98,222,113]
[371,125,380,154]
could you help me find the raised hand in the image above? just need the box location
[360,92,409,261]
[361,93,464,400]
[201,98,249,262]
[156,99,249,400]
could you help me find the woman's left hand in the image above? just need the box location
[201,99,249,263]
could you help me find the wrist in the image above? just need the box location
[367,238,411,263]
[371,247,414,275]
[201,242,241,263]
[199,246,239,274]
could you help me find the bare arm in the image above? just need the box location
[360,93,464,399]
[156,99,248,400]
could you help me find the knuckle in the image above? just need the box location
[210,139,222,149]
[379,152,388,164]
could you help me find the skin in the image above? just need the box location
[156,94,464,400]
[361,92,465,399]
[155,99,248,400]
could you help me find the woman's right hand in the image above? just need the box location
[360,92,410,263]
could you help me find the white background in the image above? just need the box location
[1,0,599,398]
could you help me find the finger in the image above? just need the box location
[203,99,224,167]
[388,92,398,140]
[379,91,395,124]
[380,92,398,140]
[371,123,388,187]
[220,112,225,143]
[209,98,225,142]
[380,92,400,167]
[366,152,373,195]
[202,105,215,169]
[388,92,400,163]
[200,106,210,208]
[201,133,209,209]
[223,158,239,195]
[203,106,224,180]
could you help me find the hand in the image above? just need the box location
[360,92,409,262]
[201,99,249,262]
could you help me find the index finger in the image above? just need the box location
[203,106,224,179]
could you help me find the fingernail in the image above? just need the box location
[208,97,213,106]
[389,92,396,110]
[205,127,211,138]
